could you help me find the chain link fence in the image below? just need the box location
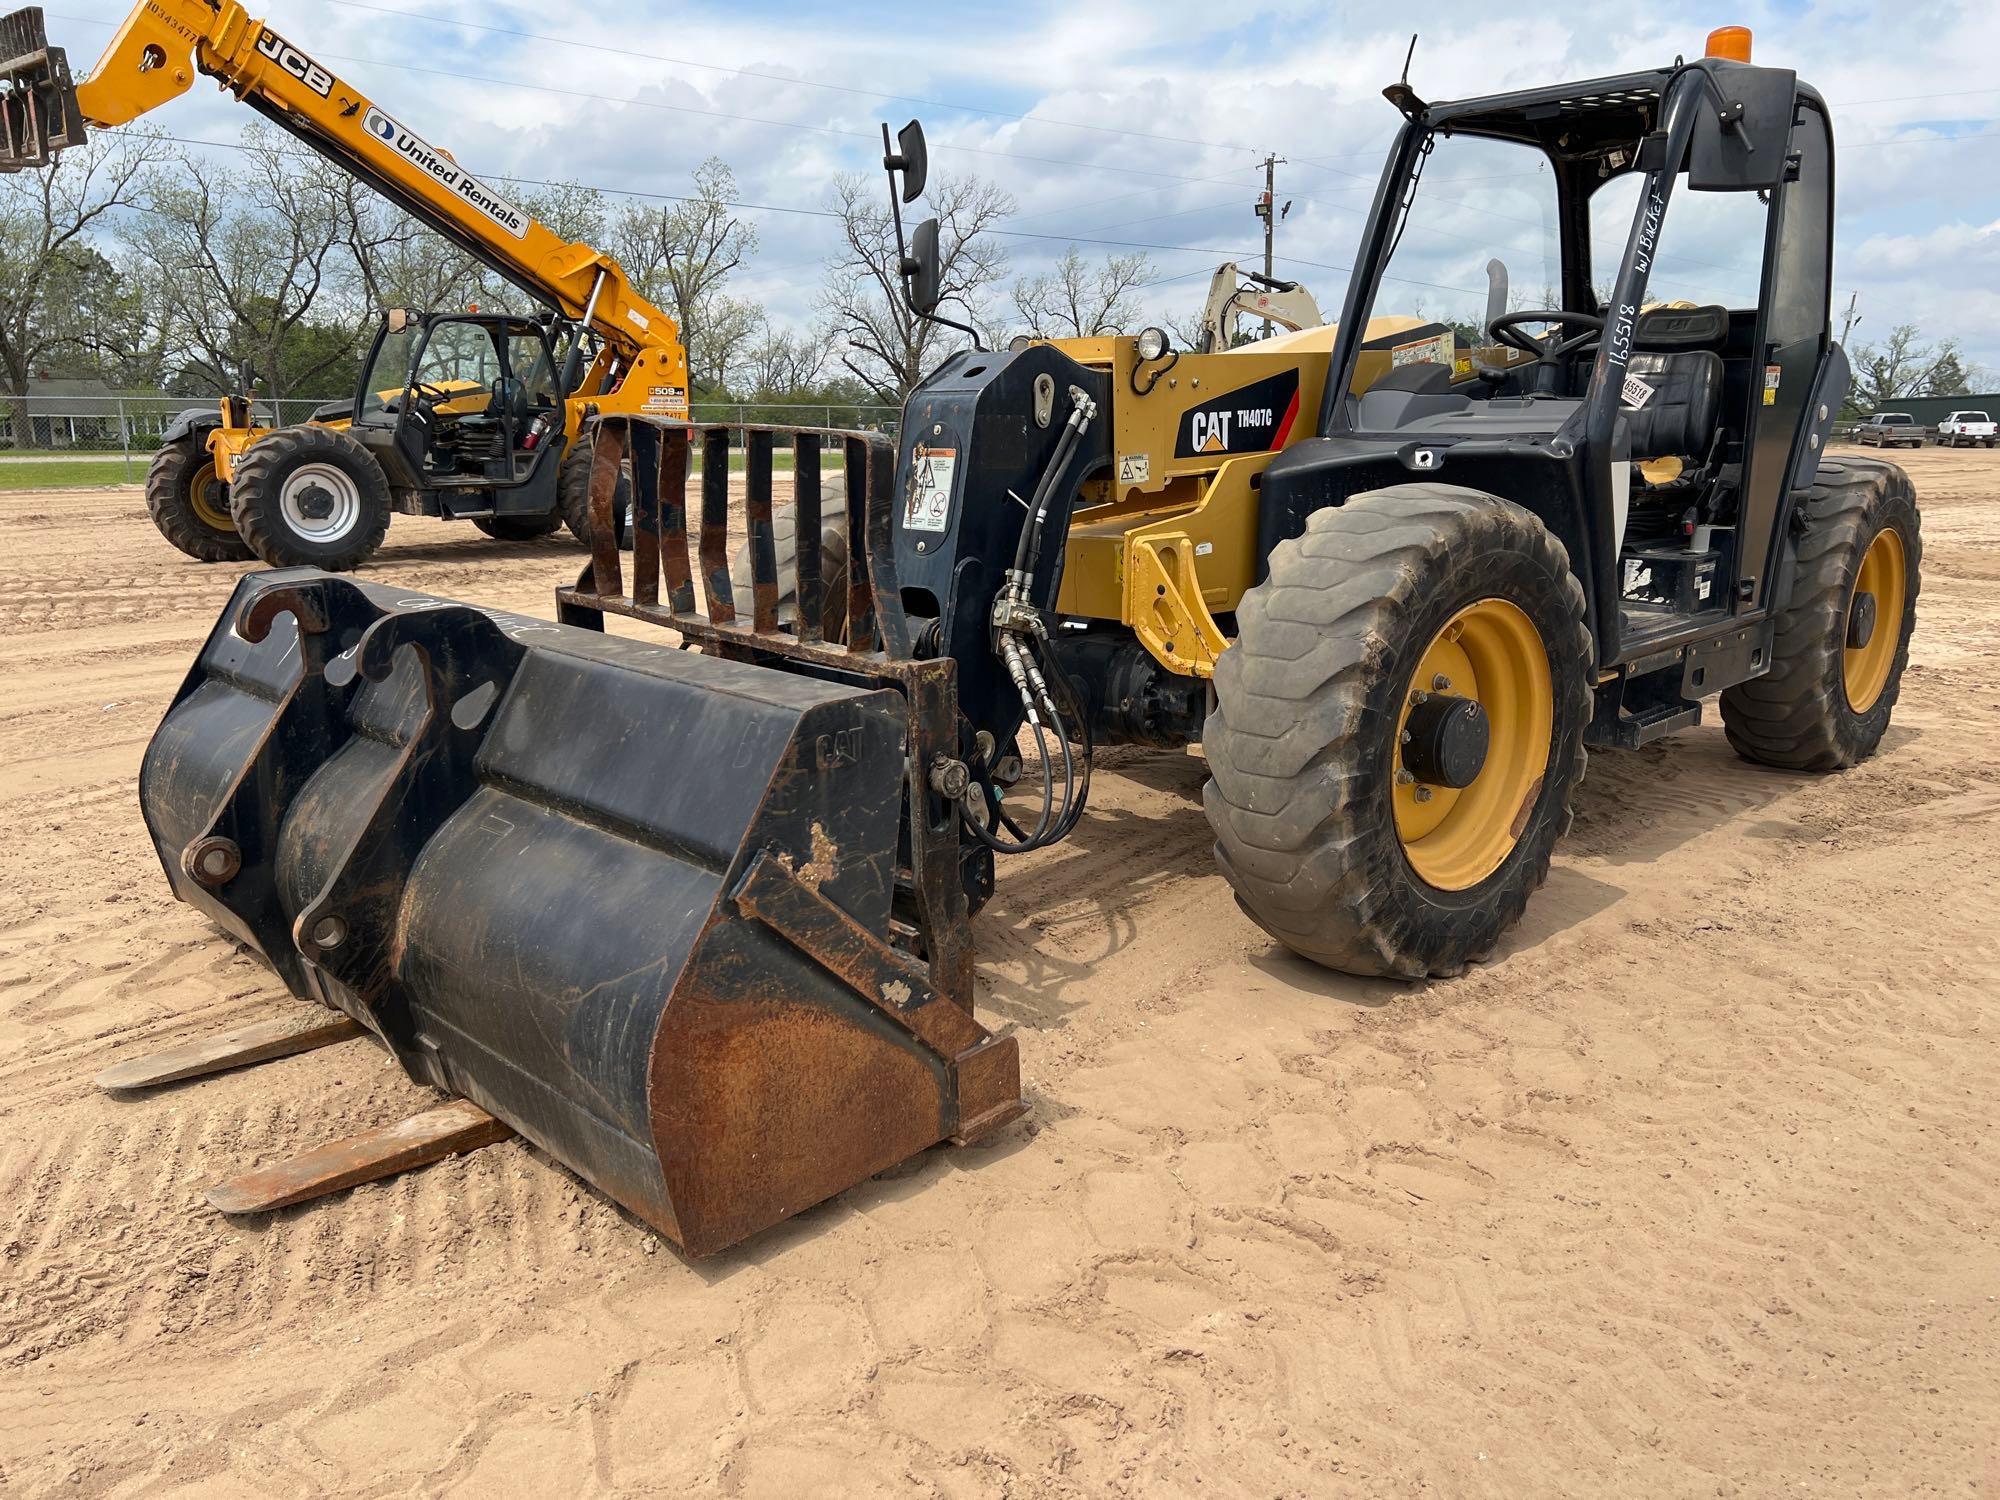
[0,392,901,486]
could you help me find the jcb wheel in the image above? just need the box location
[1720,457,1921,771]
[727,477,850,639]
[559,436,632,552]
[146,436,252,563]
[1203,484,1592,979]
[230,426,391,571]
[474,514,563,541]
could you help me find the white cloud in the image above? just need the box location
[56,0,2000,366]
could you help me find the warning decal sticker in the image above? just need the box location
[906,446,957,533]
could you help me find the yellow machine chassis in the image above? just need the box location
[1051,326,1523,680]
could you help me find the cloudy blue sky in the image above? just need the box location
[52,0,2000,374]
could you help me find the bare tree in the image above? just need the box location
[332,172,484,315]
[685,293,763,393]
[519,179,607,248]
[1851,324,1981,413]
[607,158,757,393]
[127,128,357,399]
[1011,247,1151,339]
[1164,306,1209,354]
[741,320,831,397]
[0,130,153,441]
[821,170,1013,403]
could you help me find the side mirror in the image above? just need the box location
[385,308,412,335]
[1483,259,1509,339]
[1688,61,1797,191]
[902,218,942,316]
[885,119,927,202]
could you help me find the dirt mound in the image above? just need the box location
[3,453,1997,1494]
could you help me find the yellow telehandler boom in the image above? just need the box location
[60,0,688,413]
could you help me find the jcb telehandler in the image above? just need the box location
[0,3,683,569]
[40,30,1917,1254]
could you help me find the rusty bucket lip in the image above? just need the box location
[138,410,1028,1258]
[141,556,1022,1258]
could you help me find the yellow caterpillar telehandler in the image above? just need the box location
[24,26,1919,1254]
[0,2,686,569]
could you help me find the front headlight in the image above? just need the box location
[1135,326,1171,363]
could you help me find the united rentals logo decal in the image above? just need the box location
[1174,370,1302,459]
[363,107,531,240]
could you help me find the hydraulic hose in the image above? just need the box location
[965,389,1098,855]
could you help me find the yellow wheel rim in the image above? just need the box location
[1843,526,1906,714]
[1394,598,1554,892]
[189,461,234,533]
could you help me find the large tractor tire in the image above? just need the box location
[1720,458,1921,771]
[559,436,633,552]
[727,477,849,638]
[230,426,392,571]
[473,514,563,542]
[1203,484,1593,980]
[146,436,252,563]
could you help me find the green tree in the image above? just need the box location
[0,131,152,442]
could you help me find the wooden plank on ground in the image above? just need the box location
[95,1015,364,1093]
[206,1099,514,1216]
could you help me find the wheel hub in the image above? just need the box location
[1845,589,1877,650]
[1393,598,1554,892]
[190,463,234,533]
[1843,526,1906,713]
[1401,694,1490,789]
[278,461,364,544]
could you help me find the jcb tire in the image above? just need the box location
[230,426,391,572]
[727,477,849,638]
[146,436,252,563]
[474,514,562,541]
[559,437,632,552]
[1203,484,1592,980]
[1720,458,1920,772]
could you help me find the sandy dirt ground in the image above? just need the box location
[2,449,1996,1497]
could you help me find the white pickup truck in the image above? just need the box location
[1934,410,1997,448]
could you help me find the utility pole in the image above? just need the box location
[1253,153,1289,339]
[1838,289,1861,347]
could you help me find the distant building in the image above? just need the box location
[3,379,191,450]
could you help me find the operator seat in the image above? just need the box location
[1622,305,1726,463]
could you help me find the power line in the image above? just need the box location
[55,10,1263,193]
[131,129,1322,277]
[316,0,1274,159]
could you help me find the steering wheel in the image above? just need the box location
[1486,310,1605,367]
[408,380,456,405]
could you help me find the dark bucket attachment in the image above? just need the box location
[0,9,85,172]
[140,569,1023,1256]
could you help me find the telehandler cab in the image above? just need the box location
[0,3,679,569]
[81,31,1920,1255]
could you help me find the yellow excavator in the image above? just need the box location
[0,2,688,568]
